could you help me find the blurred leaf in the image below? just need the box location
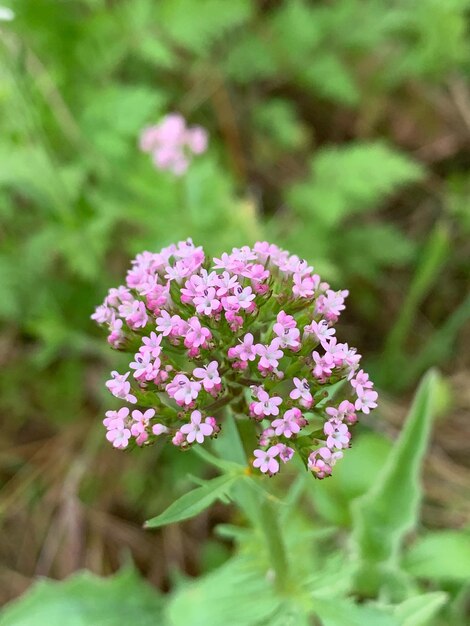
[350,370,439,597]
[157,0,253,55]
[144,472,240,528]
[309,432,393,527]
[382,222,451,388]
[393,592,447,626]
[167,556,282,626]
[311,596,398,626]
[403,530,470,582]
[288,142,424,228]
[0,566,165,626]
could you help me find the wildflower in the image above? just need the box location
[106,371,137,404]
[93,239,377,476]
[253,447,280,475]
[290,377,313,408]
[193,361,222,393]
[179,410,215,444]
[139,113,208,176]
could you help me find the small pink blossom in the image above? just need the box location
[290,377,313,408]
[166,374,201,406]
[354,386,378,414]
[194,287,220,315]
[184,317,212,349]
[226,285,256,311]
[106,371,137,404]
[251,388,283,418]
[193,361,221,393]
[272,408,303,438]
[324,420,350,449]
[312,351,335,381]
[308,447,342,479]
[326,400,357,425]
[256,339,284,371]
[252,446,280,475]
[305,319,336,345]
[293,273,316,298]
[141,332,163,358]
[179,410,214,443]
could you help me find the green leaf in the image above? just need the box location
[312,597,399,626]
[167,556,282,626]
[393,592,447,626]
[403,530,470,581]
[288,142,424,228]
[350,370,439,597]
[144,472,239,528]
[0,567,165,626]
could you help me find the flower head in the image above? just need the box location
[93,240,377,476]
[139,113,208,176]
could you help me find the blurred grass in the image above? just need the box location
[0,0,469,608]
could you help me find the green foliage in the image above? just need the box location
[144,472,243,529]
[288,142,424,227]
[403,531,470,582]
[0,567,165,626]
[351,370,439,597]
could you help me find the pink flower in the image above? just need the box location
[193,361,221,393]
[156,311,182,336]
[166,374,201,406]
[308,447,342,479]
[324,420,350,449]
[251,388,283,418]
[272,408,303,438]
[354,386,378,414]
[252,446,280,475]
[304,319,335,345]
[119,300,148,329]
[106,371,137,404]
[351,369,373,389]
[105,409,131,449]
[193,287,220,315]
[180,410,214,444]
[293,273,315,298]
[94,238,378,474]
[290,377,313,408]
[326,400,357,425]
[312,351,335,381]
[276,444,295,463]
[184,317,212,349]
[129,351,160,382]
[273,319,300,350]
[152,423,169,436]
[103,407,129,429]
[139,114,208,176]
[256,339,283,371]
[131,408,155,438]
[141,332,163,358]
[226,286,256,311]
[315,289,348,322]
[215,271,239,297]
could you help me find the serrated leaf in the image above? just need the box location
[288,142,424,228]
[145,472,240,528]
[350,370,439,596]
[403,530,470,581]
[0,567,165,626]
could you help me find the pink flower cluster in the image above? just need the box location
[93,240,378,477]
[139,113,208,175]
